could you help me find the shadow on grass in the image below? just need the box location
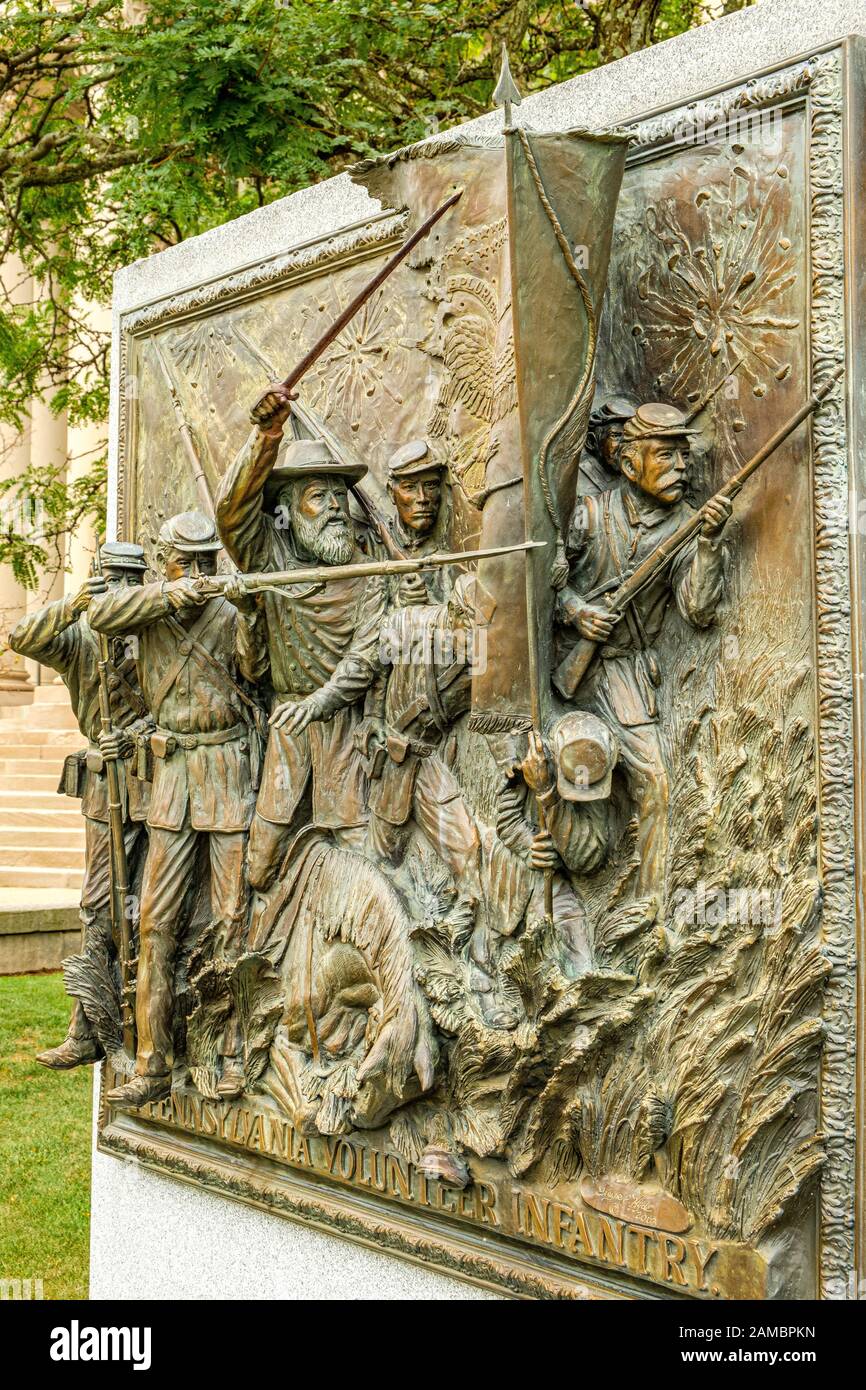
[0,972,91,1299]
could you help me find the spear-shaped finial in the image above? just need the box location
[493,41,522,129]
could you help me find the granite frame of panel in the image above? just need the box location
[100,41,863,1301]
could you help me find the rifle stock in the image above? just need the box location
[553,366,844,701]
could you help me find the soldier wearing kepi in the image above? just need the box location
[386,439,450,604]
[216,386,389,898]
[490,712,617,978]
[89,511,262,1108]
[8,543,152,1069]
[557,402,731,898]
[577,395,638,495]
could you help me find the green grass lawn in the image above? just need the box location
[0,973,91,1299]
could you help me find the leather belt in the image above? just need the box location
[154,721,246,752]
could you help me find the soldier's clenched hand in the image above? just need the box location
[98,728,131,761]
[250,382,296,435]
[530,829,559,872]
[396,572,429,607]
[269,696,318,735]
[700,494,732,537]
[574,603,616,642]
[164,577,206,611]
[223,577,257,614]
[521,731,554,795]
[71,575,107,613]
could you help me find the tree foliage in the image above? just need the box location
[0,0,751,582]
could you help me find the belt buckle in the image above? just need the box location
[179,733,196,750]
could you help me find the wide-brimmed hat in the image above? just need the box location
[100,541,147,573]
[551,711,619,802]
[622,402,699,442]
[158,510,222,554]
[263,438,367,506]
[387,439,442,481]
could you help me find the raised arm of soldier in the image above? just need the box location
[8,575,106,670]
[88,569,207,636]
[215,383,295,571]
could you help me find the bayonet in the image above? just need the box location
[682,355,744,425]
[493,41,522,129]
[153,339,214,514]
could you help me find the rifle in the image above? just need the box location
[553,366,844,700]
[192,540,546,600]
[92,550,136,1062]
[251,190,462,416]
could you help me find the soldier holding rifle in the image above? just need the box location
[9,543,152,1069]
[556,401,731,899]
[89,511,264,1107]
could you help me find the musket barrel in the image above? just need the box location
[196,540,545,596]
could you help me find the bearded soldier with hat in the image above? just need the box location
[8,542,153,1070]
[216,386,390,897]
[557,401,731,898]
[88,510,264,1107]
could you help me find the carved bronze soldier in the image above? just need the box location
[8,542,152,1068]
[385,439,449,604]
[577,395,638,494]
[89,511,261,1107]
[556,402,731,897]
[364,572,488,896]
[216,394,389,898]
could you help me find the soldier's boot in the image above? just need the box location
[36,1001,104,1070]
[106,1074,171,1110]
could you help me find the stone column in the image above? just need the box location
[24,389,67,686]
[0,255,34,706]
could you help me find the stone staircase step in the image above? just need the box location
[0,839,86,861]
[0,729,81,749]
[0,806,85,829]
[0,757,62,775]
[1,773,63,791]
[0,708,79,730]
[0,826,86,848]
[31,685,73,704]
[0,865,83,889]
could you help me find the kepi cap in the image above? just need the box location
[551,711,619,802]
[622,402,698,442]
[387,439,442,481]
[100,541,147,573]
[590,396,638,429]
[158,509,222,554]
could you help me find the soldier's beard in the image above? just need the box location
[291,509,355,565]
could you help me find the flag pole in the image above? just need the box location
[496,43,554,918]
